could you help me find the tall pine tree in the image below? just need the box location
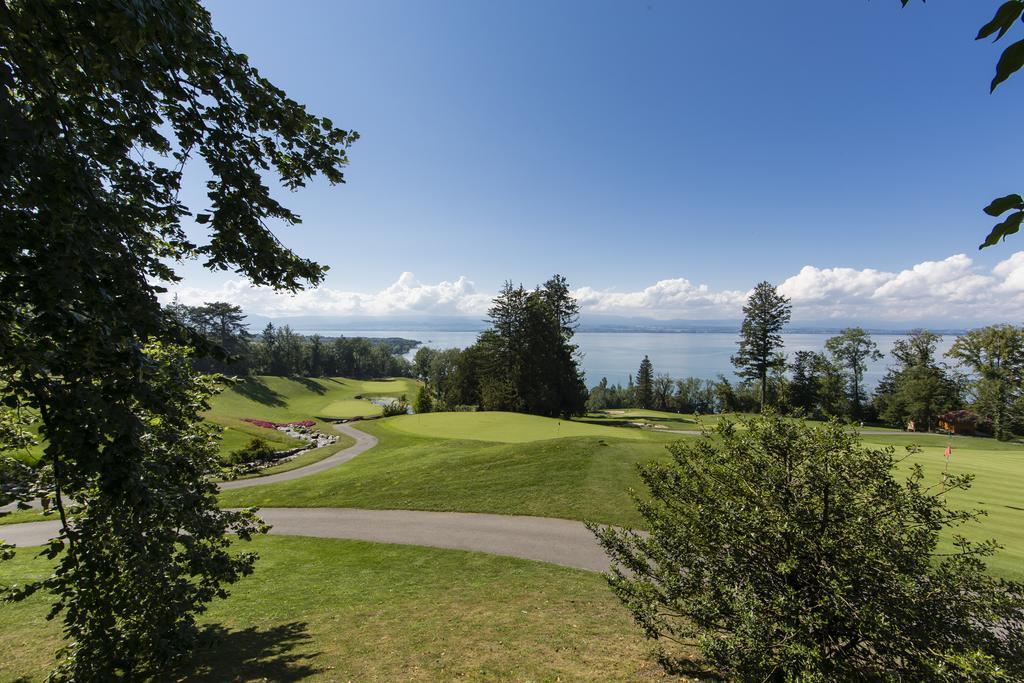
[732,282,792,411]
[636,356,654,409]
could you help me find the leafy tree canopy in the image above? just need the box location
[0,0,355,677]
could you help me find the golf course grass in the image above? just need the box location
[221,408,1024,579]
[385,411,648,442]
[206,375,417,463]
[208,376,418,423]
[219,414,677,528]
[0,536,681,682]
[581,408,903,433]
[864,432,1024,578]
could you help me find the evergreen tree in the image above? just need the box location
[825,327,883,419]
[731,282,792,411]
[476,275,587,418]
[414,383,433,414]
[636,356,654,409]
[788,350,821,416]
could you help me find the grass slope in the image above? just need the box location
[220,414,674,528]
[0,536,680,682]
[207,375,417,463]
[208,376,418,423]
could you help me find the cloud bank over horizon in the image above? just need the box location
[164,251,1024,325]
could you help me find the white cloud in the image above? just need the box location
[163,252,1024,323]
[994,251,1024,293]
[165,272,492,317]
[573,278,747,318]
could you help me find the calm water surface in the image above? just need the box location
[305,329,957,389]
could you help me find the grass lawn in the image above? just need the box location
[386,411,648,442]
[865,433,1024,579]
[208,375,418,423]
[581,409,904,433]
[0,536,682,682]
[220,414,677,528]
[0,508,54,526]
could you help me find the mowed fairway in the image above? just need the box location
[0,536,675,682]
[220,412,676,528]
[386,411,647,442]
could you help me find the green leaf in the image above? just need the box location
[982,193,1024,216]
[990,38,1024,91]
[976,1,1024,41]
[980,210,1024,248]
[195,213,210,224]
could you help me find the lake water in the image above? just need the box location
[304,329,957,389]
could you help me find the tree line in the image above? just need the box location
[589,282,1024,440]
[411,275,587,419]
[167,300,414,379]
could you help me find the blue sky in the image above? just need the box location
[171,1,1024,323]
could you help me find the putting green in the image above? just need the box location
[384,411,646,443]
[320,399,383,418]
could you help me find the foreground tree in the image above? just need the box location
[825,327,882,420]
[948,324,1024,440]
[731,281,791,411]
[0,1,356,677]
[592,416,1024,681]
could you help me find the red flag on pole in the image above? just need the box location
[944,445,952,458]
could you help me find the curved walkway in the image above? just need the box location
[1,508,610,572]
[219,422,377,490]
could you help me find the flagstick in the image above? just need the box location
[942,443,951,493]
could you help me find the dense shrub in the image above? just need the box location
[381,396,411,417]
[227,438,278,466]
[592,415,1024,681]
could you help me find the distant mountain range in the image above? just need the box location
[244,313,968,337]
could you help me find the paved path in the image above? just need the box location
[219,422,377,490]
[1,508,611,572]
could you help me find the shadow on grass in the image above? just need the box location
[291,376,328,395]
[182,621,323,681]
[230,377,287,407]
[657,653,726,681]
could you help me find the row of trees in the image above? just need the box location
[167,301,414,378]
[728,281,1024,437]
[590,280,1023,438]
[412,275,588,418]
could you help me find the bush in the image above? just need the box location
[227,438,277,466]
[591,415,1024,681]
[381,395,410,417]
